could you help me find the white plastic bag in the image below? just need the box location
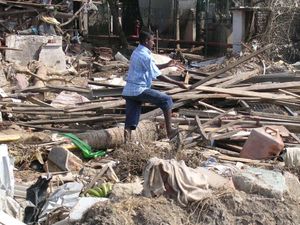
[0,144,14,197]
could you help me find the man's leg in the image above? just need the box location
[163,108,178,139]
[124,97,142,143]
[136,89,176,139]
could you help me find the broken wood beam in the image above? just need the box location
[189,44,272,89]
[22,116,123,125]
[197,101,225,113]
[233,81,300,91]
[66,99,125,112]
[195,86,294,100]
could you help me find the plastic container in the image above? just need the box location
[240,127,284,160]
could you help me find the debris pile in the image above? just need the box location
[0,1,300,225]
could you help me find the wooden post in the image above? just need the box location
[107,0,128,49]
[156,29,159,53]
[175,0,180,49]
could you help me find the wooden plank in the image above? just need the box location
[0,47,22,51]
[214,147,240,157]
[279,89,300,99]
[197,101,225,113]
[190,44,272,89]
[23,116,123,125]
[233,81,300,91]
[195,115,209,141]
[46,84,91,94]
[66,99,125,112]
[210,130,240,140]
[185,69,211,77]
[27,96,53,108]
[12,107,63,112]
[92,88,123,98]
[208,119,244,135]
[171,92,230,100]
[140,101,189,120]
[88,80,123,88]
[203,75,233,86]
[179,108,220,118]
[241,73,300,84]
[250,111,300,123]
[217,69,260,88]
[0,134,20,142]
[202,109,234,127]
[16,123,87,133]
[195,86,294,100]
[1,110,97,116]
[155,116,300,132]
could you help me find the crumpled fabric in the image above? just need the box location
[143,157,211,205]
[285,147,300,167]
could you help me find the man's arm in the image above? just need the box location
[156,61,172,69]
[157,75,188,89]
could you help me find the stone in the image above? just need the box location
[5,35,62,66]
[39,42,67,73]
[110,179,143,201]
[47,146,83,172]
[196,167,235,190]
[232,167,287,199]
[284,172,300,202]
[0,67,9,92]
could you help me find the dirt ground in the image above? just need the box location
[76,141,300,225]
[9,137,300,225]
[78,191,300,225]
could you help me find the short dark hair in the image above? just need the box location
[139,30,153,43]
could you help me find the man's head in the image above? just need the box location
[139,30,154,50]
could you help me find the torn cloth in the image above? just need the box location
[143,157,211,205]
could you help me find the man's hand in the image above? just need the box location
[177,82,189,89]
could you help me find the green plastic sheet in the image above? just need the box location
[62,133,106,159]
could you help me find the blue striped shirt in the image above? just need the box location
[122,44,161,96]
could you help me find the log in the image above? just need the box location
[77,120,158,149]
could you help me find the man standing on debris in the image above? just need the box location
[122,30,188,142]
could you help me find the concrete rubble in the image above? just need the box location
[0,0,300,225]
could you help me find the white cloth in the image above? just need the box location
[143,157,211,205]
[285,147,300,167]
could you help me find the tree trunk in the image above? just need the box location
[77,120,159,149]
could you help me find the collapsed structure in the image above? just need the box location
[0,0,300,225]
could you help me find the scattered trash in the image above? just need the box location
[240,127,285,160]
[84,182,113,198]
[0,144,14,197]
[114,52,129,63]
[285,147,300,167]
[47,146,83,172]
[203,157,239,177]
[51,91,90,108]
[0,211,26,225]
[24,176,52,224]
[39,182,83,222]
[143,157,211,205]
